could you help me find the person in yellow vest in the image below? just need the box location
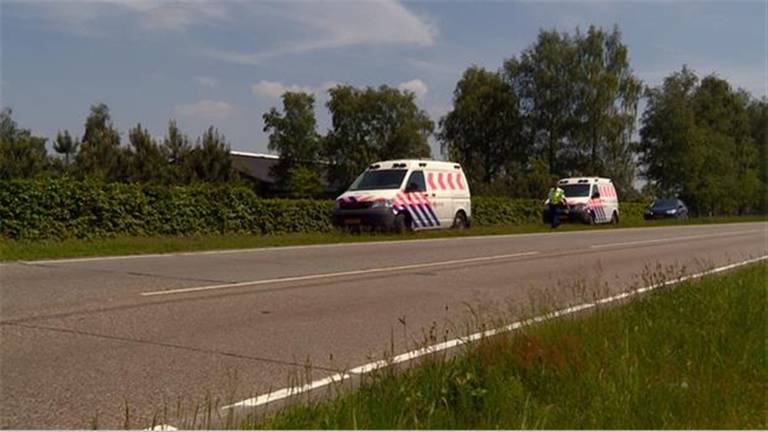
[548,180,567,228]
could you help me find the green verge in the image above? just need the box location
[1,215,763,261]
[251,262,767,430]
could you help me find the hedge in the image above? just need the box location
[0,179,646,240]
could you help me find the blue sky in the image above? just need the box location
[1,0,765,157]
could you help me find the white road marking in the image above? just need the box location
[143,424,177,431]
[589,229,762,249]
[14,222,763,265]
[222,255,768,410]
[140,251,539,297]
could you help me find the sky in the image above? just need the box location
[1,0,766,158]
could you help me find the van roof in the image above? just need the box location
[558,177,613,185]
[368,159,462,170]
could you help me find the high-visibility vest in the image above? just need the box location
[549,187,565,204]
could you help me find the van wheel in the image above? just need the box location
[587,211,595,225]
[393,213,411,233]
[452,211,468,230]
[611,211,619,225]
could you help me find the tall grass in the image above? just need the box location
[246,262,767,429]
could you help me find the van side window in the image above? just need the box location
[405,171,426,192]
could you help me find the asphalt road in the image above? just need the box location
[1,222,766,428]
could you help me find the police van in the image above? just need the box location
[543,177,620,225]
[332,160,471,232]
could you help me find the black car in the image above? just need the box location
[644,198,689,220]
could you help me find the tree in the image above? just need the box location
[747,98,768,212]
[189,126,235,183]
[127,123,167,183]
[263,92,322,196]
[0,108,49,179]
[162,119,192,183]
[571,25,641,194]
[439,66,525,187]
[504,30,577,176]
[53,130,79,165]
[324,85,433,189]
[75,103,127,181]
[503,25,641,195]
[639,67,760,215]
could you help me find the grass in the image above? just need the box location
[1,215,763,261]
[245,262,767,429]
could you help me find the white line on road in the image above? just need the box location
[140,251,540,297]
[589,229,762,249]
[222,254,768,410]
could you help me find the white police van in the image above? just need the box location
[332,160,471,232]
[543,177,620,225]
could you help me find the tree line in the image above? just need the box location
[1,24,765,215]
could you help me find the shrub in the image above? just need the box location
[0,179,647,240]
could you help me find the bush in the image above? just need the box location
[0,179,648,240]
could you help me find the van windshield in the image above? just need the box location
[349,170,407,191]
[562,184,591,197]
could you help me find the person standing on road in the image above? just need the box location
[548,180,567,228]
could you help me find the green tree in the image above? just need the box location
[75,103,127,181]
[127,123,167,183]
[324,85,433,188]
[0,108,49,179]
[504,25,641,195]
[162,119,192,183]
[571,25,641,193]
[639,67,760,215]
[263,92,322,196]
[747,98,768,212]
[504,30,577,176]
[189,126,235,183]
[439,66,525,187]
[53,130,79,165]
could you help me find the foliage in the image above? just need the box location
[188,126,237,183]
[0,108,49,180]
[324,85,434,189]
[0,179,647,240]
[439,66,525,186]
[502,25,641,197]
[263,92,323,196]
[162,119,193,184]
[53,130,79,165]
[74,103,128,182]
[638,67,761,215]
[0,179,334,240]
[127,123,167,184]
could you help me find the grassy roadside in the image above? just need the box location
[1,215,763,261]
[249,261,767,429]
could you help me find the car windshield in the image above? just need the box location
[652,199,678,208]
[349,169,407,191]
[561,184,591,197]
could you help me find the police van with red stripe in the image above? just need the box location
[543,177,620,225]
[332,160,471,232]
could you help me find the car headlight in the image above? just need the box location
[666,209,677,214]
[371,199,393,209]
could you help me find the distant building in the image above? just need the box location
[229,150,335,195]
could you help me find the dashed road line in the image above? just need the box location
[139,251,539,297]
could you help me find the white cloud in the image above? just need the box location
[195,76,219,88]
[397,79,429,99]
[174,100,233,119]
[250,81,316,99]
[211,1,437,65]
[21,0,229,34]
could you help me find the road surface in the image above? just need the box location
[1,222,765,428]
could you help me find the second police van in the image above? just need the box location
[332,160,471,232]
[543,177,620,225]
